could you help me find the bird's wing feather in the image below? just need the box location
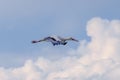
[44,37,56,41]
[57,36,65,41]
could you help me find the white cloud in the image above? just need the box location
[0,17,120,80]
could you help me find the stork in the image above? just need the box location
[32,36,79,46]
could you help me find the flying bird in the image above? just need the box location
[32,36,79,46]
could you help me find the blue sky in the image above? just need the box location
[0,0,120,80]
[0,0,120,66]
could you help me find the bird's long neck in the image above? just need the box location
[63,37,71,41]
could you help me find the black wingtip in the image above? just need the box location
[32,41,37,43]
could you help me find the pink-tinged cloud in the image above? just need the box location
[0,17,120,80]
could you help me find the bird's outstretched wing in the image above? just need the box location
[32,36,56,44]
[44,37,56,41]
[58,37,79,42]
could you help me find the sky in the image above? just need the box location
[0,0,120,80]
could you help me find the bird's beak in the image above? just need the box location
[72,38,79,42]
[74,39,79,42]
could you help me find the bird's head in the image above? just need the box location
[69,37,79,42]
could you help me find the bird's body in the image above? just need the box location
[32,36,78,46]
